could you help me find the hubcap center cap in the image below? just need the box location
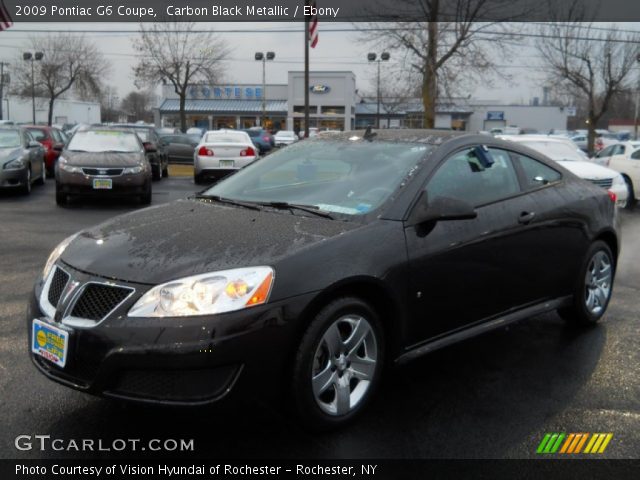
[335,354,348,371]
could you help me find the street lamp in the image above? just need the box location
[634,53,640,140]
[367,52,390,129]
[255,51,275,128]
[23,51,43,124]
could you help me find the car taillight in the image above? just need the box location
[607,190,617,203]
[198,146,214,156]
[240,147,256,157]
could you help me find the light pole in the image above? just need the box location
[23,51,43,124]
[255,51,275,128]
[0,62,9,120]
[367,52,390,129]
[634,53,640,140]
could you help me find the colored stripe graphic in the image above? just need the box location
[537,433,613,454]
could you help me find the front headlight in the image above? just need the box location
[128,266,275,317]
[611,174,625,187]
[123,165,144,174]
[42,233,79,280]
[58,156,82,174]
[4,158,25,170]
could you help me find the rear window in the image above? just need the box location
[520,141,583,162]
[245,130,260,137]
[205,132,247,144]
[0,130,21,147]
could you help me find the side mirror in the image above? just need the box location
[408,191,477,226]
[28,141,41,149]
[143,142,157,153]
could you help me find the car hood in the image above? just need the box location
[60,199,359,284]
[62,150,144,167]
[0,146,22,164]
[556,160,619,180]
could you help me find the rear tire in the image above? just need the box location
[623,176,636,211]
[291,297,384,431]
[152,164,162,181]
[162,164,169,178]
[558,240,614,326]
[140,183,152,205]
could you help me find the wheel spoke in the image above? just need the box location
[349,356,375,381]
[312,365,336,397]
[323,323,343,358]
[334,377,351,415]
[586,290,595,310]
[345,318,370,355]
[594,287,607,307]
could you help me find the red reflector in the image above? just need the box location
[198,146,214,156]
[607,190,617,203]
[240,147,256,157]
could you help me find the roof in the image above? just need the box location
[159,99,288,114]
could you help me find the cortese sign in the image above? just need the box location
[310,84,331,94]
[188,86,263,100]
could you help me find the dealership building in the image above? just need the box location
[155,70,570,133]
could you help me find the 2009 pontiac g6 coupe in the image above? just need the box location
[28,130,619,430]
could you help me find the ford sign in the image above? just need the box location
[310,84,331,94]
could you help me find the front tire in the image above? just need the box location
[55,183,67,206]
[140,183,152,205]
[559,240,614,326]
[291,297,384,431]
[21,168,32,195]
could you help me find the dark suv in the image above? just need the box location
[243,128,274,154]
[111,124,169,180]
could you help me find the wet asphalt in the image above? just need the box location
[0,177,638,461]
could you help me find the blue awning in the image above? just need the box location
[159,99,288,114]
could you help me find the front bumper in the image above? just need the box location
[56,169,151,197]
[27,263,314,405]
[0,167,28,188]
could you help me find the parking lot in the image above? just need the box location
[1,175,639,460]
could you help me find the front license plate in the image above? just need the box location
[92,178,112,189]
[219,160,234,167]
[32,319,69,367]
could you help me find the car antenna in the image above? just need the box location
[363,126,377,141]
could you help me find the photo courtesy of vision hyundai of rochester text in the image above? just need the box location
[28,130,619,430]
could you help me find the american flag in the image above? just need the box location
[0,0,13,31]
[309,1,318,48]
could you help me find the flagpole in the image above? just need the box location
[304,0,310,139]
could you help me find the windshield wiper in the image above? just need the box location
[67,149,89,152]
[192,194,262,211]
[259,201,334,219]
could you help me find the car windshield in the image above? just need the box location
[0,130,21,147]
[204,132,247,143]
[26,128,48,141]
[67,130,141,153]
[204,140,432,216]
[520,141,584,162]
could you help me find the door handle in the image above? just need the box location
[518,211,535,224]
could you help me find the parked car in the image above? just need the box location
[243,128,274,154]
[111,124,168,180]
[24,125,68,176]
[273,130,298,147]
[0,127,46,194]
[593,142,640,209]
[186,127,206,138]
[194,129,257,184]
[155,127,180,136]
[55,129,152,206]
[160,133,199,164]
[499,135,629,207]
[29,130,619,430]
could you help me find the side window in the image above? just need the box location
[513,153,562,189]
[426,147,520,207]
[631,149,640,160]
[619,145,626,155]
[598,145,614,158]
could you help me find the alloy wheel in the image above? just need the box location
[584,250,612,315]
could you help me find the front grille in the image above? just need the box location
[81,168,124,176]
[47,267,69,307]
[71,283,132,321]
[589,178,613,189]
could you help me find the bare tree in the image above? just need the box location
[11,34,109,125]
[119,90,154,123]
[132,22,229,132]
[537,5,640,153]
[359,0,520,129]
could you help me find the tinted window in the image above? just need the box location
[427,147,520,207]
[513,153,562,189]
[631,149,640,160]
[598,146,614,157]
[26,128,48,141]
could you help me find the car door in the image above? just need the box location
[175,135,197,161]
[620,149,640,195]
[24,131,42,178]
[404,146,578,343]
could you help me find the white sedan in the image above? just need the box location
[593,142,640,209]
[273,130,298,147]
[194,130,257,185]
[499,136,629,208]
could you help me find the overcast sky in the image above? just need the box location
[0,22,558,104]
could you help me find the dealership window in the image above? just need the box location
[321,106,345,115]
[294,105,317,114]
[426,147,520,207]
[512,153,562,189]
